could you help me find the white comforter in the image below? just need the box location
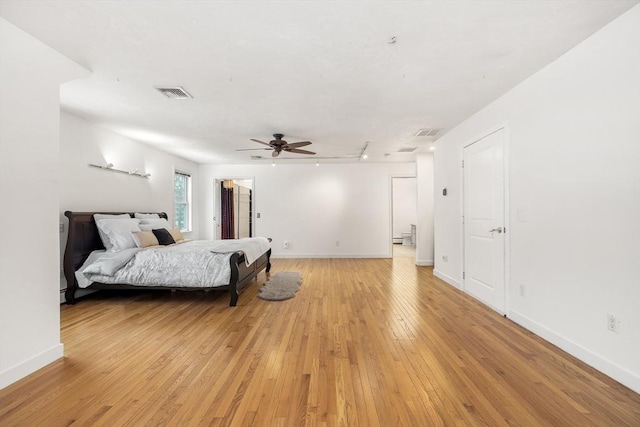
[76,238,270,289]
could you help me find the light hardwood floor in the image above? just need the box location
[392,243,415,259]
[1,258,638,426]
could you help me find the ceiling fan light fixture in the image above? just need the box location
[242,134,316,157]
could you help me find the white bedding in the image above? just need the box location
[76,238,270,289]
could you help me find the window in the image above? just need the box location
[174,171,191,232]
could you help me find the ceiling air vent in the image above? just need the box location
[414,128,441,137]
[154,86,193,99]
[398,147,417,153]
[251,155,263,160]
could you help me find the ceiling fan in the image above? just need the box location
[237,134,316,157]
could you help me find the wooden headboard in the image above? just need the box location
[63,211,168,304]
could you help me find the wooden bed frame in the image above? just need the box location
[63,211,271,306]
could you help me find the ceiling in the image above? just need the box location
[1,1,637,164]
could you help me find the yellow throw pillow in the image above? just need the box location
[132,231,159,248]
[168,228,184,242]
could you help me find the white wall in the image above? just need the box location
[0,19,89,389]
[59,112,200,298]
[392,177,417,239]
[200,162,415,257]
[433,6,640,392]
[60,112,200,222]
[416,153,434,266]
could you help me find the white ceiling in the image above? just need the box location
[1,0,637,164]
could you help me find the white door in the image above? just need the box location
[236,185,251,238]
[214,179,222,239]
[463,128,506,313]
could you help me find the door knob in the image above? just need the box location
[489,227,503,233]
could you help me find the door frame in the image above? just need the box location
[389,174,417,259]
[460,123,511,315]
[213,176,255,240]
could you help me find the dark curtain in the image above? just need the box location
[221,183,235,239]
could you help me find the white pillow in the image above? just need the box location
[134,213,160,219]
[138,218,171,231]
[96,218,141,252]
[94,213,131,221]
[93,214,132,251]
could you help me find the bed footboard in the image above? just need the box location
[228,246,272,306]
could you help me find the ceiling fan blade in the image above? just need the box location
[271,150,280,158]
[285,141,312,149]
[250,139,273,147]
[236,148,272,151]
[285,148,316,155]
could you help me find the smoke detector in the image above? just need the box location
[154,86,193,99]
[414,128,441,137]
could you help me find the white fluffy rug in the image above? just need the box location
[258,271,303,301]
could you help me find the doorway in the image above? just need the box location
[214,178,254,240]
[463,128,507,314]
[391,177,417,259]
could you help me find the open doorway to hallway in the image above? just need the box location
[214,178,254,240]
[391,176,417,259]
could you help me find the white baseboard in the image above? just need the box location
[509,311,640,393]
[433,269,462,290]
[433,270,639,393]
[416,259,434,266]
[0,343,64,389]
[271,254,388,259]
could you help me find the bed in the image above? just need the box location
[63,211,271,306]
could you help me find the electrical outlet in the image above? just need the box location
[607,314,619,333]
[442,255,448,262]
[336,241,340,247]
[59,223,64,233]
[519,283,526,297]
[283,241,289,249]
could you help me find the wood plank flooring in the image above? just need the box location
[1,258,638,426]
